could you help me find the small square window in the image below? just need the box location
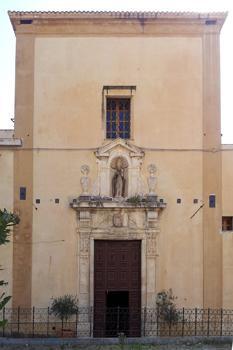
[20,187,26,200]
[222,217,233,231]
[177,198,181,204]
[35,199,40,204]
[209,194,216,208]
[55,198,59,204]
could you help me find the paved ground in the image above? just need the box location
[0,344,232,349]
[0,337,232,350]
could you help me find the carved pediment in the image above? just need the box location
[95,138,144,159]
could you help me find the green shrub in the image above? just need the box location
[50,295,78,323]
[156,289,179,324]
[0,209,20,327]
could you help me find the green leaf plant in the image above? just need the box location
[0,209,20,327]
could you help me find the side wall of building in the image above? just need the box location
[222,147,233,308]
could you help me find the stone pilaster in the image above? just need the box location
[78,210,91,307]
[77,210,91,336]
[202,32,222,308]
[146,210,160,307]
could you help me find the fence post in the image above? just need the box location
[194,308,197,336]
[143,307,146,337]
[207,308,210,336]
[2,307,5,337]
[75,309,78,337]
[117,306,120,335]
[169,307,172,336]
[220,308,223,336]
[182,307,185,336]
[32,306,35,337]
[156,307,159,336]
[17,306,20,335]
[47,307,49,336]
[89,307,92,337]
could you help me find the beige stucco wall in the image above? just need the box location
[222,147,233,308]
[0,149,14,304]
[30,36,204,307]
[31,150,203,307]
[4,10,225,309]
[33,37,203,148]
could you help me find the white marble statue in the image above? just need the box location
[147,164,157,195]
[112,157,127,198]
[80,165,90,195]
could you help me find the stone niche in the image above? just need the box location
[70,139,166,334]
[95,138,145,197]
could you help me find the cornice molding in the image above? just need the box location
[8,10,227,35]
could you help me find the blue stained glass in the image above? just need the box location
[119,112,124,121]
[106,98,130,139]
[125,124,129,131]
[119,122,124,131]
[107,112,111,121]
[107,100,116,110]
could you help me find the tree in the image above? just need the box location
[50,295,79,324]
[0,208,20,327]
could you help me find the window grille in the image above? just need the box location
[106,98,130,139]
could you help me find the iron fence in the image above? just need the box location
[0,307,233,338]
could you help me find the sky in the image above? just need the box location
[0,0,233,143]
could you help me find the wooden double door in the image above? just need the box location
[94,240,141,337]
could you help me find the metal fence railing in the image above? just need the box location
[1,307,233,338]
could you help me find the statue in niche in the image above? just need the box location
[80,165,90,195]
[147,164,157,195]
[111,157,128,198]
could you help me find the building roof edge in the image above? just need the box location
[8,10,228,19]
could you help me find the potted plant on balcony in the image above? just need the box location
[50,294,78,337]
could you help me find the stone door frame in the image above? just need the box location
[89,234,147,310]
[75,205,162,311]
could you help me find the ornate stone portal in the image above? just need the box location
[70,139,166,334]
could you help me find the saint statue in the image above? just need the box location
[80,165,90,195]
[147,164,156,195]
[111,157,127,198]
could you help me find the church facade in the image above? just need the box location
[1,11,233,333]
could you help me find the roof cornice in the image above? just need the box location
[8,10,228,19]
[8,10,228,35]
